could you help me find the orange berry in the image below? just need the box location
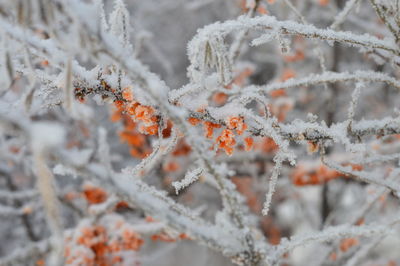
[212,92,228,105]
[188,117,201,125]
[122,88,134,101]
[280,68,296,81]
[227,116,247,135]
[216,129,236,155]
[244,137,254,151]
[83,185,107,205]
[269,89,287,98]
[340,238,358,252]
[204,121,222,139]
[318,0,329,6]
[163,161,180,172]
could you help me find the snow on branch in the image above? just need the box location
[244,70,400,96]
[322,158,400,195]
[170,70,400,105]
[111,173,253,258]
[272,221,399,262]
[187,15,399,85]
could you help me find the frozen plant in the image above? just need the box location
[0,0,400,265]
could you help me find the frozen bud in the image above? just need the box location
[31,122,66,152]
[307,113,318,122]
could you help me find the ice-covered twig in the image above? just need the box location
[171,71,400,104]
[111,173,253,258]
[122,130,179,178]
[344,237,383,266]
[261,155,283,216]
[322,158,400,194]
[272,220,400,263]
[370,0,400,42]
[242,70,400,97]
[187,15,399,85]
[172,167,203,195]
[331,0,361,30]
